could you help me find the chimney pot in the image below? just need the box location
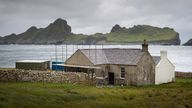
[160,50,167,59]
[142,39,148,52]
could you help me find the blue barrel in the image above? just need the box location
[52,61,65,71]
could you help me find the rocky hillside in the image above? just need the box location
[0,18,181,45]
[105,24,180,45]
[0,18,72,44]
[183,38,192,46]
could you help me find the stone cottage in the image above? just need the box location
[64,40,156,86]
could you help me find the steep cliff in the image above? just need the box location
[105,25,180,45]
[0,18,72,44]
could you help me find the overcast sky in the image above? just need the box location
[0,0,192,43]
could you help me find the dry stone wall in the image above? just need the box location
[0,69,95,84]
[1,70,191,85]
[175,72,192,78]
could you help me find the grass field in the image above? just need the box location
[106,26,177,43]
[0,79,192,108]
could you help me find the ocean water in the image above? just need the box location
[0,45,191,72]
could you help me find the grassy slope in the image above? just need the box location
[65,25,178,43]
[65,33,106,44]
[0,79,192,108]
[106,25,177,43]
[65,34,88,43]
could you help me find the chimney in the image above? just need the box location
[142,39,148,52]
[160,50,167,59]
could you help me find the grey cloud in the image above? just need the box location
[0,0,191,42]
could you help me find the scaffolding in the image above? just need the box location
[51,44,132,85]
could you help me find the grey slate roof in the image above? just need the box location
[152,56,161,65]
[80,48,144,65]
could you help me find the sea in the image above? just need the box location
[0,45,191,72]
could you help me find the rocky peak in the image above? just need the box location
[53,18,68,25]
[26,26,38,33]
[46,18,71,34]
[110,24,122,33]
[9,33,17,37]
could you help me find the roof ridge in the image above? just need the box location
[152,56,160,57]
[80,48,141,50]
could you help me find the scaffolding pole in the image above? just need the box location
[55,45,57,62]
[55,45,58,71]
[89,44,90,60]
[65,44,67,61]
[62,46,64,61]
[76,44,78,72]
[95,44,97,64]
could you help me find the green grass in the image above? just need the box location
[0,79,192,108]
[106,32,177,43]
[65,34,88,43]
[106,25,178,43]
[64,25,178,44]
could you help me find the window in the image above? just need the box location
[120,67,125,78]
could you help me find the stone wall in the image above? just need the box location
[175,72,192,78]
[1,70,191,85]
[0,69,95,85]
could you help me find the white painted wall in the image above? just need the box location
[155,51,175,85]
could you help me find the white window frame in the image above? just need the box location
[120,66,125,79]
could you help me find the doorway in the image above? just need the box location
[108,72,114,85]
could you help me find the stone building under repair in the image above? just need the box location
[63,40,172,86]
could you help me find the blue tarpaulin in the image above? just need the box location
[52,61,65,71]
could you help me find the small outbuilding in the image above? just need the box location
[153,51,175,84]
[16,60,50,70]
